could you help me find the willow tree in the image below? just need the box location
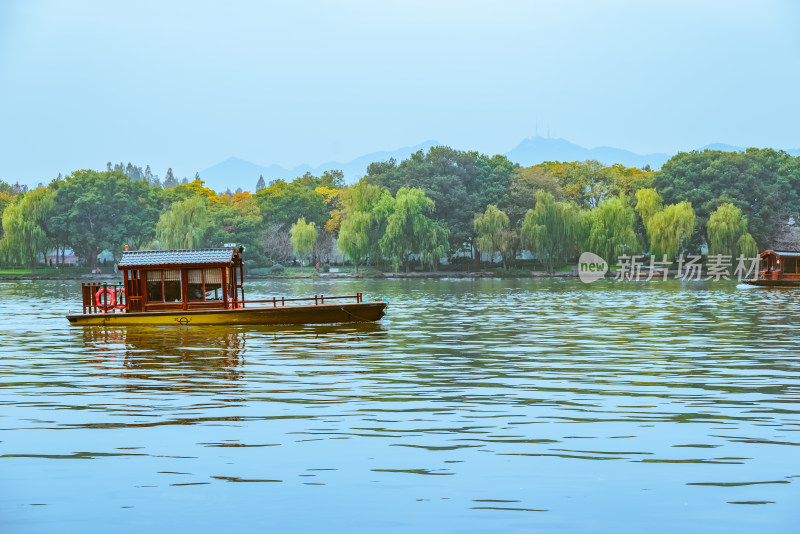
[155,195,209,249]
[646,201,696,261]
[707,202,755,257]
[338,211,372,274]
[497,228,519,271]
[474,204,510,269]
[737,233,758,258]
[290,217,318,271]
[634,188,663,224]
[585,194,637,263]
[520,190,578,273]
[418,220,450,271]
[0,187,55,271]
[379,187,440,272]
[337,182,386,273]
[0,185,21,243]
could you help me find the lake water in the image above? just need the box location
[1,277,798,533]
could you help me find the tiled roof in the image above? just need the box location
[118,248,235,267]
[762,250,800,257]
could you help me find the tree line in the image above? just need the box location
[1,146,798,272]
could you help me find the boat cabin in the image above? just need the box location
[81,248,245,314]
[758,250,800,281]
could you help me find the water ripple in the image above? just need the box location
[1,278,799,533]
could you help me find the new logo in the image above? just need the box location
[578,252,608,283]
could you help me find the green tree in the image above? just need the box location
[48,170,160,266]
[206,192,264,265]
[294,170,345,190]
[0,187,55,271]
[0,193,10,243]
[707,202,755,258]
[542,160,612,209]
[379,187,441,272]
[256,175,266,191]
[520,190,578,273]
[603,164,655,198]
[584,194,637,263]
[290,217,318,271]
[42,179,71,265]
[0,180,27,242]
[155,195,210,249]
[655,148,800,248]
[254,178,329,229]
[634,187,664,253]
[506,166,564,228]
[737,233,758,259]
[470,153,515,218]
[338,211,373,274]
[474,204,510,269]
[164,168,178,188]
[418,220,450,271]
[646,201,696,261]
[164,178,221,204]
[337,182,390,273]
[365,147,514,257]
[634,188,664,226]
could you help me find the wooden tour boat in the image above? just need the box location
[66,247,386,325]
[742,250,800,287]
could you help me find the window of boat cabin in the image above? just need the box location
[145,269,182,303]
[785,256,798,274]
[187,268,224,301]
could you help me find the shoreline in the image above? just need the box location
[0,270,580,281]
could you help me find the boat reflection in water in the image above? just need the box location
[81,326,248,383]
[79,322,388,387]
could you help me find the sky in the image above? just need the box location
[1,0,799,185]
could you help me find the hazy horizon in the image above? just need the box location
[2,0,799,185]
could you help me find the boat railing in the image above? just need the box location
[241,293,365,307]
[81,282,126,314]
[79,286,365,314]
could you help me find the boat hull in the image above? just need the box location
[66,301,387,326]
[741,279,800,287]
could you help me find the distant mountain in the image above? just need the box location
[198,140,438,193]
[504,137,671,170]
[198,157,287,192]
[196,137,800,193]
[504,137,800,170]
[315,140,439,182]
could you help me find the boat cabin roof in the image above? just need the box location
[760,250,800,259]
[118,248,238,269]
